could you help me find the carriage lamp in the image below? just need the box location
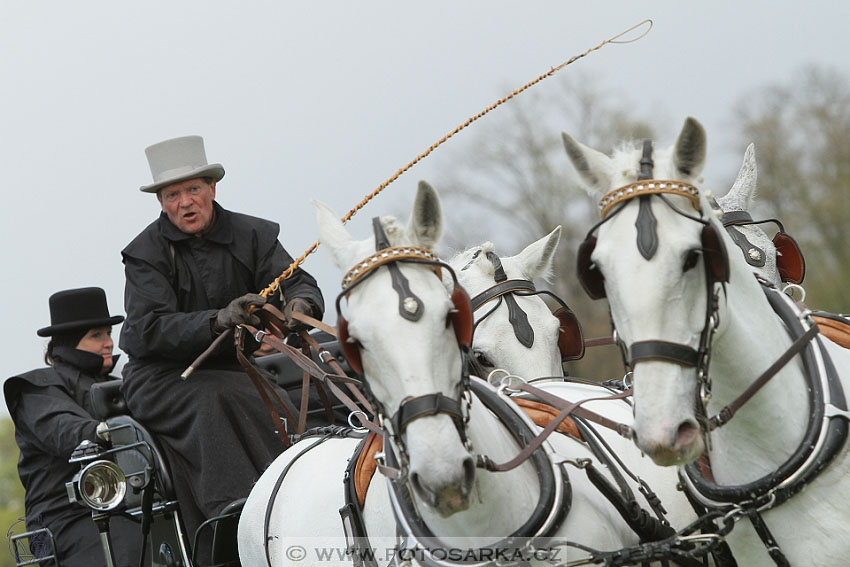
[66,459,128,511]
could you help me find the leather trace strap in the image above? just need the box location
[479,386,633,472]
[264,329,382,436]
[512,381,634,439]
[234,328,296,448]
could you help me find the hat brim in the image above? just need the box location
[37,315,125,337]
[139,164,225,194]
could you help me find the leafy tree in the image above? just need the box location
[734,65,850,312]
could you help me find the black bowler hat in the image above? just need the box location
[37,287,124,337]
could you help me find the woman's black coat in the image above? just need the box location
[4,348,143,567]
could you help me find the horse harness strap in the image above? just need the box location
[476,253,535,347]
[511,381,633,439]
[478,386,634,473]
[709,322,819,429]
[682,283,849,567]
[709,200,807,284]
[469,251,586,361]
[469,279,536,311]
[629,340,701,367]
[263,430,361,567]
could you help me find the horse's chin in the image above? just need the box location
[413,480,472,517]
[434,487,472,518]
[642,436,705,467]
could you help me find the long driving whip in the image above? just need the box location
[181,19,653,378]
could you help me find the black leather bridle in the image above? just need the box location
[463,250,585,363]
[576,140,730,410]
[334,218,474,475]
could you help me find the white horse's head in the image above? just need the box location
[449,227,569,379]
[315,181,475,516]
[563,117,722,465]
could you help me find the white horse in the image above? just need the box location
[447,230,698,534]
[561,117,850,566]
[239,182,681,567]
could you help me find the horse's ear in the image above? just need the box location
[313,200,358,270]
[673,117,707,179]
[717,143,757,211]
[510,226,561,281]
[408,180,443,249]
[561,132,613,193]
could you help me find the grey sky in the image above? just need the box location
[2,1,848,417]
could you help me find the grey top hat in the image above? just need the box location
[140,135,225,193]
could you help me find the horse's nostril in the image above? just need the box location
[410,471,439,508]
[462,456,476,492]
[676,420,700,448]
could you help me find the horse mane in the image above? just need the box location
[448,242,496,276]
[378,215,406,245]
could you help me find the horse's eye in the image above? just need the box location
[474,350,495,368]
[683,249,701,272]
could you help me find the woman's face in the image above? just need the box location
[76,326,115,373]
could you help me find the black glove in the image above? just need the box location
[212,293,266,334]
[283,297,314,332]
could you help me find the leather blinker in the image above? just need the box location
[773,232,805,284]
[337,314,362,376]
[553,305,585,361]
[577,235,606,300]
[701,223,730,283]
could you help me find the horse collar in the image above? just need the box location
[383,379,572,567]
[681,282,849,563]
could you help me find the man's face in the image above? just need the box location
[157,178,217,234]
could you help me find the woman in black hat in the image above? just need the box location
[3,287,143,567]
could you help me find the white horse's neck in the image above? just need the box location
[707,266,812,483]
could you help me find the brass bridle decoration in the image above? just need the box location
[598,180,699,218]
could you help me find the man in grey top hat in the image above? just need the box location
[118,135,324,558]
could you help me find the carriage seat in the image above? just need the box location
[89,378,127,419]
